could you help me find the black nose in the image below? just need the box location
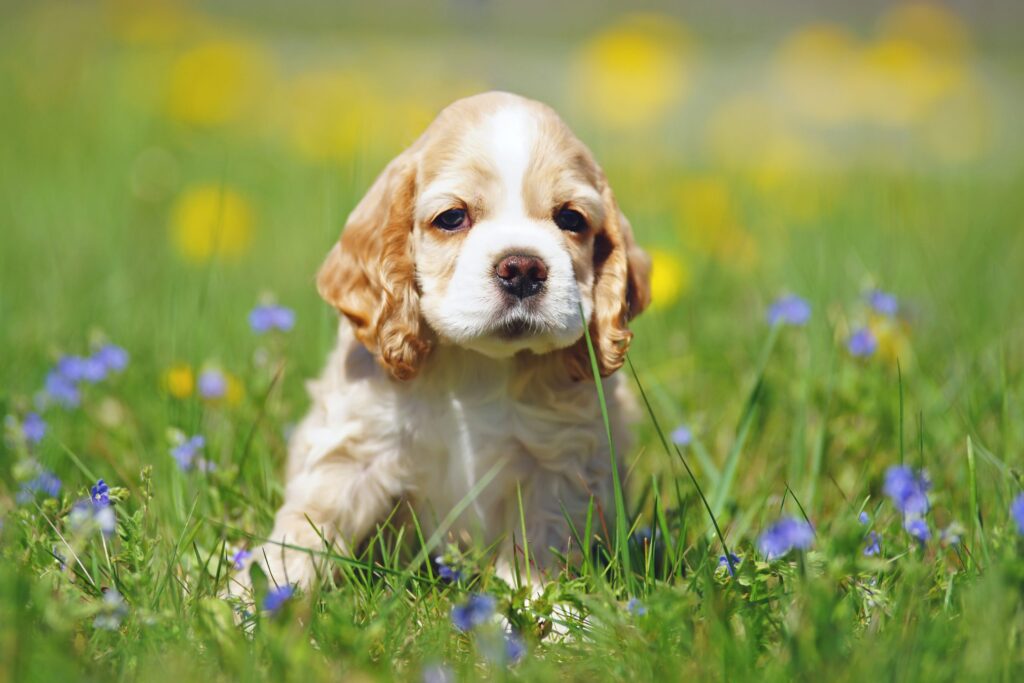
[495,254,548,300]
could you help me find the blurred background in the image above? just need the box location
[2,0,1023,504]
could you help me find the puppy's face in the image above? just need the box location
[318,92,650,380]
[414,102,605,358]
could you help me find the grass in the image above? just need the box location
[3,4,1024,682]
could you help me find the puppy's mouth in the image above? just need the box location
[493,309,545,340]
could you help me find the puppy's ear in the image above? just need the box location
[565,180,651,380]
[317,152,430,380]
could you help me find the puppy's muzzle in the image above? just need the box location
[495,253,548,300]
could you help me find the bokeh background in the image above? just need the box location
[2,0,1023,527]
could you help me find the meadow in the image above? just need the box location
[2,1,1024,681]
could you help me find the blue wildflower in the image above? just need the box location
[626,597,647,616]
[421,664,454,683]
[847,328,878,357]
[93,344,129,373]
[17,469,62,503]
[883,466,930,515]
[249,304,295,334]
[231,548,253,570]
[171,435,206,471]
[262,585,295,613]
[94,589,128,631]
[718,553,741,576]
[671,425,693,447]
[90,479,110,508]
[198,368,227,400]
[23,412,46,445]
[504,632,527,665]
[434,557,463,582]
[904,517,931,543]
[858,511,870,525]
[757,517,815,560]
[79,356,108,383]
[864,531,882,556]
[55,356,88,382]
[867,290,899,317]
[451,593,496,632]
[52,545,67,571]
[44,369,80,408]
[767,294,811,326]
[1011,494,1024,536]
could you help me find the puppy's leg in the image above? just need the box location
[229,454,406,596]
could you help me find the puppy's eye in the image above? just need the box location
[433,208,468,231]
[554,208,587,233]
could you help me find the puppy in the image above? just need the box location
[236,91,650,594]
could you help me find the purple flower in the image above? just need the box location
[171,435,205,471]
[757,517,815,559]
[421,664,454,683]
[503,632,526,665]
[904,517,930,543]
[847,328,878,357]
[1009,494,1024,536]
[94,588,128,630]
[671,425,692,447]
[79,356,108,383]
[883,466,930,516]
[23,412,46,444]
[864,531,881,556]
[44,369,80,408]
[262,584,294,613]
[626,597,647,616]
[718,553,741,576]
[451,593,496,632]
[767,295,811,326]
[249,304,295,334]
[90,479,110,508]
[231,549,253,570]
[70,498,116,537]
[17,469,62,503]
[434,557,463,582]
[55,356,88,382]
[867,290,899,317]
[93,344,129,373]
[198,369,227,400]
[858,511,870,525]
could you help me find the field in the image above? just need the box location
[2,1,1024,681]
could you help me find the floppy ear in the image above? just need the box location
[316,152,430,380]
[565,180,651,380]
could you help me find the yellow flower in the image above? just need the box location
[167,39,272,126]
[774,24,862,125]
[170,185,254,263]
[878,2,970,59]
[282,69,378,162]
[868,315,913,369]
[225,375,244,406]
[675,177,759,268]
[163,364,194,399]
[648,249,690,310]
[572,14,691,129]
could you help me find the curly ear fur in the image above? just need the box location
[316,153,431,380]
[565,181,652,380]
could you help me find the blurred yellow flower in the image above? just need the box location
[775,24,861,125]
[868,315,913,368]
[856,37,963,126]
[878,2,970,58]
[167,39,272,126]
[675,177,759,269]
[163,364,194,399]
[170,185,254,263]
[282,69,378,162]
[106,0,205,46]
[648,249,690,310]
[572,14,691,129]
[918,76,992,163]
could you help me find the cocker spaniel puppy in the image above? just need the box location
[237,91,650,593]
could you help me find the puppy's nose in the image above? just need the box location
[495,254,548,300]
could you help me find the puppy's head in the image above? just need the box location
[318,91,651,381]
